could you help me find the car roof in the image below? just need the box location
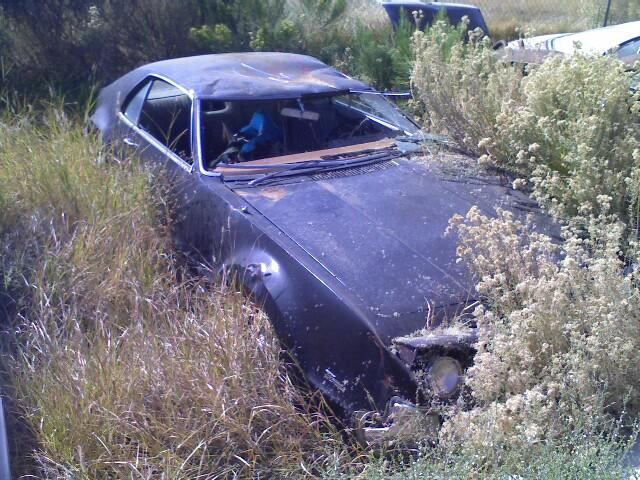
[112,52,375,100]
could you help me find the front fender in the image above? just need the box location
[220,247,418,415]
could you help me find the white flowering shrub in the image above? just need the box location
[492,55,640,233]
[443,208,640,447]
[411,21,523,158]
[413,23,640,244]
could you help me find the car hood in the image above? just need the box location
[233,156,552,336]
[507,21,640,56]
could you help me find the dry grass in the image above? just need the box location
[343,0,388,29]
[0,106,352,478]
[469,0,639,40]
[465,0,603,39]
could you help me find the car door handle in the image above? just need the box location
[123,137,139,147]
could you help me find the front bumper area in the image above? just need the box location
[353,397,440,446]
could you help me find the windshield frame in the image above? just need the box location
[195,91,419,177]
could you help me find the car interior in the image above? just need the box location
[123,78,193,163]
[200,94,417,170]
[139,90,192,162]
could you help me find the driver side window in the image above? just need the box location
[122,77,193,164]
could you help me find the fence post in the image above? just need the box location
[0,397,10,480]
[603,0,613,26]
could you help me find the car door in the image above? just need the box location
[116,76,201,254]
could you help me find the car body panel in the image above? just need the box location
[215,155,551,414]
[507,21,640,56]
[232,156,541,340]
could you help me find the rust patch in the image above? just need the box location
[256,186,290,202]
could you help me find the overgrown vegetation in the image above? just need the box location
[2,2,640,478]
[412,19,640,463]
[413,21,640,244]
[0,0,411,97]
[0,109,350,478]
[446,209,640,446]
[2,0,636,98]
[351,425,635,479]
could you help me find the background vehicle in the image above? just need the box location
[382,1,491,37]
[506,20,640,60]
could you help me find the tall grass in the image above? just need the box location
[0,106,350,478]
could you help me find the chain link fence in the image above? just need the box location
[463,0,639,38]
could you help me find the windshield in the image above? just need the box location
[200,92,419,170]
[333,93,417,133]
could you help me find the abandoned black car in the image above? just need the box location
[92,53,549,443]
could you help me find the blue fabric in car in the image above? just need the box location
[238,110,283,156]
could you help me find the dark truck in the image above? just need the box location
[382,1,490,37]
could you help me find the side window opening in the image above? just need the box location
[616,37,640,58]
[131,78,193,164]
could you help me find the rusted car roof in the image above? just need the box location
[105,52,374,101]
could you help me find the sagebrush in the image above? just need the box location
[444,208,640,447]
[413,21,640,245]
